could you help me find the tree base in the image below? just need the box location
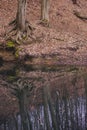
[5,19,36,44]
[38,19,50,27]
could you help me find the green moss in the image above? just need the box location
[8,76,17,81]
[15,48,22,58]
[7,41,15,48]
[15,51,19,58]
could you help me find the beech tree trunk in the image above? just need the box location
[17,0,27,32]
[41,0,50,22]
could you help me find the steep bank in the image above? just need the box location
[0,0,87,64]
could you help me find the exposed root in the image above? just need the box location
[5,19,36,44]
[9,19,17,26]
[38,19,50,27]
[16,31,24,44]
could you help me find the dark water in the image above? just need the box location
[0,62,87,130]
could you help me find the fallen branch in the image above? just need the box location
[73,10,87,21]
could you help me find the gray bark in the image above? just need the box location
[41,0,50,22]
[17,0,27,32]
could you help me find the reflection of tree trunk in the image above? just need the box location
[63,88,69,130]
[84,75,87,129]
[56,92,61,130]
[8,119,12,130]
[74,87,79,129]
[11,79,33,130]
[43,85,58,130]
[72,75,79,129]
[13,116,18,130]
[4,121,7,130]
[69,99,75,130]
[59,99,63,130]
[43,86,50,130]
[19,94,29,130]
[27,111,33,130]
[41,0,50,22]
[34,111,39,130]
[48,94,58,130]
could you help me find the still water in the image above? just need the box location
[0,63,87,130]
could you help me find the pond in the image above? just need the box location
[0,62,87,130]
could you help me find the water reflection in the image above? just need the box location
[0,95,86,130]
[0,64,87,130]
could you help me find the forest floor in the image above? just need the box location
[0,0,87,65]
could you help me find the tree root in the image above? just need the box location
[38,19,50,27]
[5,19,36,44]
[9,19,17,26]
[73,10,87,21]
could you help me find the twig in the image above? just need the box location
[73,10,87,21]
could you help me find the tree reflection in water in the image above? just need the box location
[0,66,87,130]
[0,87,86,130]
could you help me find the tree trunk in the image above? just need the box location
[17,0,27,32]
[41,0,50,22]
[7,0,34,43]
